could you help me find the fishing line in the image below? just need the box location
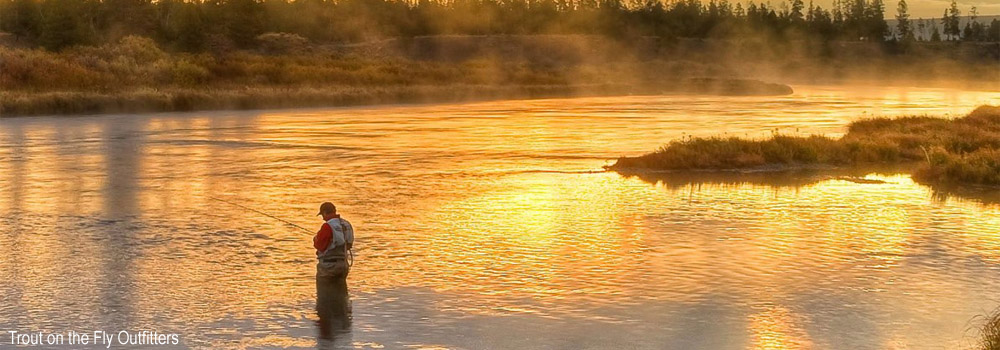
[209,195,355,266]
[209,196,313,234]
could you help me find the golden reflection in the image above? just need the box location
[0,122,111,328]
[421,174,630,299]
[748,306,812,350]
[956,212,1000,264]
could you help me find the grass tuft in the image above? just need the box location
[974,306,1000,350]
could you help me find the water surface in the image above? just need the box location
[3,85,1000,349]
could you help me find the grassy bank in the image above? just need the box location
[0,82,791,116]
[608,105,1000,186]
[0,85,619,116]
[0,36,795,116]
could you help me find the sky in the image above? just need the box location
[718,0,1000,18]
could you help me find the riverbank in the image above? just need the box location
[0,36,795,116]
[0,85,598,116]
[0,80,791,117]
[608,105,1000,186]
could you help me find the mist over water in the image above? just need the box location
[2,85,1000,349]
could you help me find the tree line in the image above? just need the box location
[1,0,998,52]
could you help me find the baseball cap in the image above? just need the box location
[317,202,336,216]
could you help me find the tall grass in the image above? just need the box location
[609,106,1000,186]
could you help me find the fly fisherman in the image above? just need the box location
[314,202,354,333]
[313,202,354,279]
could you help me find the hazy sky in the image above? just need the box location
[720,0,1000,18]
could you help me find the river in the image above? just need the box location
[2,85,1000,349]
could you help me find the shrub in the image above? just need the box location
[109,36,166,63]
[256,32,310,54]
[916,147,1000,185]
[169,60,211,86]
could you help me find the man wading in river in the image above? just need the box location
[314,202,354,334]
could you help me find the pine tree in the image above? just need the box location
[867,0,887,41]
[895,0,911,40]
[831,0,843,23]
[848,0,865,39]
[968,6,982,41]
[851,0,865,21]
[790,0,804,22]
[916,18,926,41]
[39,0,93,50]
[944,0,960,40]
[102,0,157,40]
[989,19,1000,42]
[221,0,265,47]
[175,2,207,51]
[1,0,42,41]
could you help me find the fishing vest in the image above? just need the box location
[318,217,352,261]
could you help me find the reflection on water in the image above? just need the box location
[316,276,351,347]
[2,85,1000,349]
[749,306,812,350]
[625,166,1000,207]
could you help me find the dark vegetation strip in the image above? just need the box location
[1,0,998,53]
[0,85,606,116]
[2,82,794,117]
[2,0,997,117]
[608,105,1000,186]
[0,36,796,116]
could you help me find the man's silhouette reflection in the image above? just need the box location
[316,275,351,340]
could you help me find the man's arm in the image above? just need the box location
[314,223,332,253]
